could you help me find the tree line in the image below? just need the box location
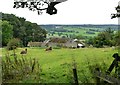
[87,28,120,48]
[1,13,47,47]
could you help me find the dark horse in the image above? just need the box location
[45,47,52,51]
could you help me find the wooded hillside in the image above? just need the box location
[1,13,47,47]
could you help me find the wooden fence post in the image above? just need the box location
[95,68,100,85]
[96,76,100,85]
[73,68,78,85]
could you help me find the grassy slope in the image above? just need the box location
[47,27,100,38]
[1,47,118,83]
[64,27,99,36]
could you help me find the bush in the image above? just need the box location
[7,38,23,50]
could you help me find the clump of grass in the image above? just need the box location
[87,58,120,84]
[2,52,42,83]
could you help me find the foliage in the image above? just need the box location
[114,31,120,46]
[86,31,95,34]
[2,13,47,46]
[7,38,22,50]
[2,53,41,83]
[87,28,117,48]
[1,20,13,46]
[73,35,84,39]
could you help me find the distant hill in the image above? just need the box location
[40,24,119,39]
[40,24,119,31]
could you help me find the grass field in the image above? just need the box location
[1,47,118,83]
[47,27,100,38]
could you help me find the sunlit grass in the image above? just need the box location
[1,47,118,83]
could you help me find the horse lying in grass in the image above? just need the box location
[45,47,52,51]
[20,48,27,55]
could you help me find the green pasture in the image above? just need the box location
[47,27,100,38]
[1,47,118,83]
[63,27,99,36]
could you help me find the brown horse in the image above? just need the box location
[20,48,27,54]
[45,47,52,51]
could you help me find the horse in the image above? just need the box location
[45,47,52,51]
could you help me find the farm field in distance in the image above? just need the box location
[47,27,99,38]
[41,25,118,38]
[1,47,118,83]
[46,27,100,38]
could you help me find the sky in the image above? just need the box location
[0,0,120,25]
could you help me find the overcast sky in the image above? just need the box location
[0,0,120,25]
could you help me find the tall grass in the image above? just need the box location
[2,51,42,83]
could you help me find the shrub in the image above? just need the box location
[7,38,23,50]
